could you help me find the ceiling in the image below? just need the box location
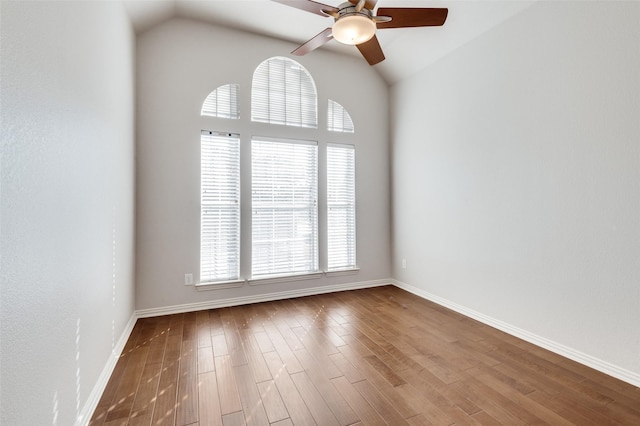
[124,0,535,84]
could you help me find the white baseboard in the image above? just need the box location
[136,279,391,318]
[76,312,137,426]
[391,279,640,388]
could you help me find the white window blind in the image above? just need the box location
[201,84,240,119]
[200,131,240,283]
[251,57,317,128]
[327,99,354,133]
[327,144,356,270]
[252,138,318,277]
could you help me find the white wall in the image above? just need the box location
[391,1,640,383]
[135,18,391,311]
[1,1,136,424]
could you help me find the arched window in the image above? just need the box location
[251,57,317,128]
[327,99,354,133]
[201,84,240,119]
[200,57,358,288]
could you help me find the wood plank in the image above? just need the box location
[145,316,171,366]
[398,366,480,423]
[262,322,304,374]
[198,371,223,426]
[270,419,294,426]
[352,379,409,425]
[197,310,213,348]
[151,333,182,426]
[90,347,133,424]
[449,376,545,425]
[176,339,198,425]
[333,345,423,420]
[238,329,272,383]
[294,346,341,380]
[104,346,149,422]
[182,311,197,341]
[92,320,146,422]
[293,349,359,425]
[221,411,246,426]
[253,331,275,353]
[215,355,243,415]
[328,352,366,384]
[263,351,316,425]
[362,354,406,387]
[468,367,573,425]
[136,317,160,348]
[212,333,229,357]
[208,309,225,336]
[290,371,339,425]
[406,413,436,426]
[198,346,215,374]
[224,326,248,367]
[128,362,162,425]
[233,364,270,425]
[330,376,385,426]
[256,380,289,424]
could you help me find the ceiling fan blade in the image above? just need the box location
[272,0,338,17]
[375,8,448,29]
[348,0,378,10]
[292,28,333,56]
[356,34,385,65]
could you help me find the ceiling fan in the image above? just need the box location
[272,0,448,65]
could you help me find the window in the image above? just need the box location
[200,131,240,282]
[327,99,354,133]
[252,138,318,277]
[201,84,240,119]
[251,57,317,128]
[327,144,356,270]
[199,57,357,285]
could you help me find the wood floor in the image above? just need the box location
[90,285,640,425]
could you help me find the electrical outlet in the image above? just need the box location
[184,273,193,285]
[401,259,407,269]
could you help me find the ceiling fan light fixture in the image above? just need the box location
[332,15,376,45]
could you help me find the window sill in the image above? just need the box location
[195,279,245,291]
[324,267,360,277]
[194,268,360,290]
[248,272,323,286]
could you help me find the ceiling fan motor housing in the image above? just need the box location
[336,2,373,19]
[331,2,376,45]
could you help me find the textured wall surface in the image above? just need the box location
[135,18,391,311]
[1,1,136,424]
[391,1,640,381]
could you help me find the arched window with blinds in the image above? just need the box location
[199,57,358,287]
[201,83,240,119]
[327,99,355,133]
[251,57,318,128]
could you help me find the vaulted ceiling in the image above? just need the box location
[124,0,534,84]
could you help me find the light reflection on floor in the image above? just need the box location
[76,318,81,423]
[52,391,59,425]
